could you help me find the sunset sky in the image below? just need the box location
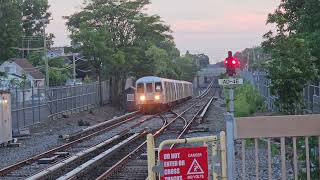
[47,0,280,63]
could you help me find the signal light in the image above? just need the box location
[224,51,240,76]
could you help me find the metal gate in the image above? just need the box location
[146,133,228,180]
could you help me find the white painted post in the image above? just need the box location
[0,91,12,144]
[229,87,234,117]
[225,113,235,179]
[147,134,156,180]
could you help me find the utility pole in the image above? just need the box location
[43,24,49,87]
[73,53,76,81]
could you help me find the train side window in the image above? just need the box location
[137,83,144,93]
[155,82,162,92]
[146,83,153,93]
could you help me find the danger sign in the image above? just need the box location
[159,147,208,180]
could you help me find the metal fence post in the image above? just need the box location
[32,86,35,124]
[147,134,156,180]
[22,87,26,126]
[15,87,19,130]
[225,113,235,179]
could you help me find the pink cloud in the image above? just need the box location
[172,12,268,34]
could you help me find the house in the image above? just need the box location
[47,47,65,59]
[0,58,45,88]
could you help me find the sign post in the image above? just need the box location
[218,77,243,117]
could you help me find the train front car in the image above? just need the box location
[136,76,164,112]
[136,76,193,113]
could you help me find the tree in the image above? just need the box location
[22,0,54,49]
[0,1,22,62]
[264,37,317,114]
[186,53,210,68]
[27,52,71,86]
[67,0,176,105]
[263,1,319,114]
[175,55,199,82]
[144,45,177,78]
[0,0,53,62]
[22,0,51,36]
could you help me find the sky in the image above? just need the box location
[47,0,280,63]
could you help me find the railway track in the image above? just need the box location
[96,83,218,180]
[0,80,218,180]
[0,111,162,179]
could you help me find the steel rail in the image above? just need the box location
[25,134,125,180]
[170,96,215,149]
[170,110,188,130]
[95,116,169,180]
[96,87,215,180]
[23,114,162,179]
[0,112,143,176]
[59,132,148,180]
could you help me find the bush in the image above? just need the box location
[225,82,265,117]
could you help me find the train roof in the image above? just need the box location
[136,76,192,84]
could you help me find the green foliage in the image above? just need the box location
[265,37,317,114]
[0,1,22,62]
[296,137,319,179]
[264,3,320,177]
[27,52,43,67]
[263,1,319,114]
[67,0,198,104]
[226,82,264,117]
[22,0,51,36]
[186,52,210,68]
[175,55,199,82]
[0,0,53,63]
[84,75,92,84]
[48,57,72,86]
[27,52,71,86]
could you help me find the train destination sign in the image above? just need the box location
[159,147,208,180]
[218,78,243,86]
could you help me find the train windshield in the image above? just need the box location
[146,83,153,93]
[137,83,144,93]
[155,82,162,92]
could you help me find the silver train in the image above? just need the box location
[135,76,193,111]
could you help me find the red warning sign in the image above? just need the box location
[160,147,208,180]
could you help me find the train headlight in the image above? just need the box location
[0,99,7,104]
[140,95,146,101]
[155,95,160,100]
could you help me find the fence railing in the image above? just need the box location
[226,113,320,179]
[10,81,109,131]
[241,71,320,113]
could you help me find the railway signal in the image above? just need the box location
[224,51,240,76]
[220,51,243,118]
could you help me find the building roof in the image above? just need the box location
[11,58,45,79]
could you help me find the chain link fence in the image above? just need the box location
[10,81,109,131]
[242,71,320,113]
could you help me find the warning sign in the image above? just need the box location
[160,147,208,180]
[187,159,204,175]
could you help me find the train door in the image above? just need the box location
[146,82,154,101]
